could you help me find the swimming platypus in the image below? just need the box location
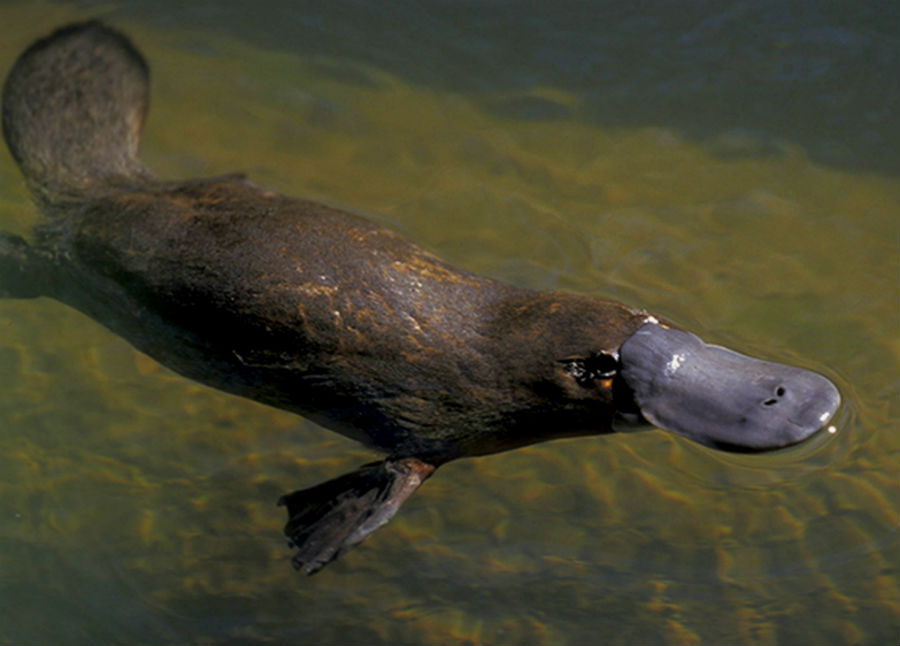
[0,22,840,574]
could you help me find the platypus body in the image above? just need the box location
[0,23,840,574]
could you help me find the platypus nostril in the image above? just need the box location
[763,385,783,406]
[762,385,788,406]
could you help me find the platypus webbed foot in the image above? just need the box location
[278,457,436,574]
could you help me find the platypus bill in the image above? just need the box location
[0,22,841,574]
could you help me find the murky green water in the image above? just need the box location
[1,2,897,644]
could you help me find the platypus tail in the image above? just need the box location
[278,457,436,575]
[2,21,151,206]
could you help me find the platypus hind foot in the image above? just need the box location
[278,457,436,574]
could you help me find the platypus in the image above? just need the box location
[0,22,840,574]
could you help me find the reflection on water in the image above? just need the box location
[1,1,897,644]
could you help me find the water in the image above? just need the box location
[0,1,897,644]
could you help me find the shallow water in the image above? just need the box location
[0,2,897,645]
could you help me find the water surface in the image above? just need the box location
[0,2,897,645]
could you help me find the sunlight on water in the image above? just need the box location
[0,2,897,645]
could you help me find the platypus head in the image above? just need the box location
[616,321,841,451]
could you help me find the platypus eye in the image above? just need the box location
[562,352,619,387]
